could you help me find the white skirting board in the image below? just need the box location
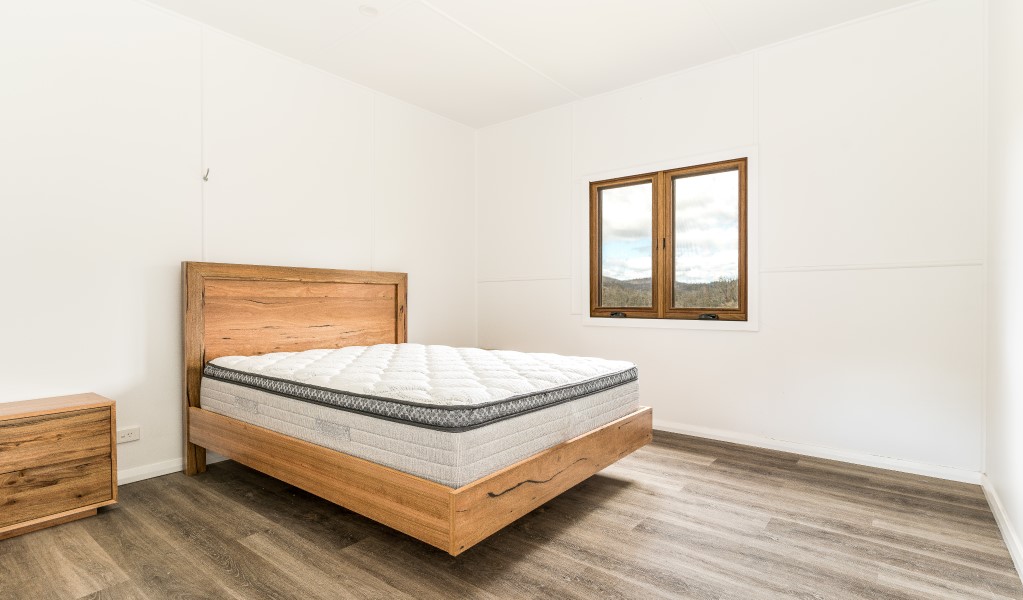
[117,452,229,486]
[983,476,1023,585]
[653,419,982,485]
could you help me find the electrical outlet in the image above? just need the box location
[117,426,141,444]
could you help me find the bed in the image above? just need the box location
[182,261,652,555]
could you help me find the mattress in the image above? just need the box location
[200,344,640,488]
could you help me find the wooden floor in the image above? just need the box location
[1,432,1020,600]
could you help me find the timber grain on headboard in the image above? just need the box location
[181,262,408,475]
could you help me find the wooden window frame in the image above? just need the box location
[589,158,748,321]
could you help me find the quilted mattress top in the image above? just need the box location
[203,343,637,430]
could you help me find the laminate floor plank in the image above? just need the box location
[155,467,417,600]
[0,533,66,600]
[238,532,416,600]
[504,505,774,599]
[107,500,251,600]
[674,470,1012,575]
[121,481,329,600]
[73,580,151,600]
[630,515,904,600]
[79,503,239,600]
[510,530,716,600]
[699,453,994,526]
[593,475,776,534]
[765,518,1023,598]
[659,434,988,510]
[35,523,131,598]
[333,537,508,600]
[1,432,1018,599]
[191,458,375,549]
[877,564,1016,600]
[0,522,129,600]
[683,474,995,546]
[872,517,1014,555]
[797,458,990,507]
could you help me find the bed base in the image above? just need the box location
[182,261,651,555]
[189,405,652,555]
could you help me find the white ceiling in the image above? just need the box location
[148,0,920,127]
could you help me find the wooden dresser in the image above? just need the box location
[0,393,117,540]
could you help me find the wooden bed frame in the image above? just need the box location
[182,261,652,555]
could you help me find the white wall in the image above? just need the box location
[0,0,203,481]
[201,29,375,270]
[477,0,987,480]
[0,0,476,482]
[199,30,477,347]
[371,94,476,346]
[986,0,1023,574]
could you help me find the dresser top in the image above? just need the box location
[0,393,114,421]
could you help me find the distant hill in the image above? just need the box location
[602,276,738,309]
[600,276,652,307]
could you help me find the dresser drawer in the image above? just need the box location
[0,408,112,473]
[0,394,116,539]
[0,455,113,529]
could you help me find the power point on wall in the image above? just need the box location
[117,426,141,444]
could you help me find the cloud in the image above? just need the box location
[601,182,652,242]
[601,242,652,280]
[598,170,740,283]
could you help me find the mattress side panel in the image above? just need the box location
[200,377,640,488]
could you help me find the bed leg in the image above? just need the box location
[185,443,207,475]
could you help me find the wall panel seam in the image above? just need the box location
[479,261,983,284]
[762,260,984,274]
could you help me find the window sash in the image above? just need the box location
[589,172,662,318]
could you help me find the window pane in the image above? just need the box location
[600,182,653,307]
[674,169,739,309]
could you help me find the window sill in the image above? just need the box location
[582,315,759,331]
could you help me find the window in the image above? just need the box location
[589,158,747,321]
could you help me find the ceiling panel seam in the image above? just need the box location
[417,0,583,99]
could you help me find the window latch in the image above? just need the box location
[698,313,719,320]
[610,312,627,318]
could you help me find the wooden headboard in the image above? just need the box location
[181,261,407,474]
